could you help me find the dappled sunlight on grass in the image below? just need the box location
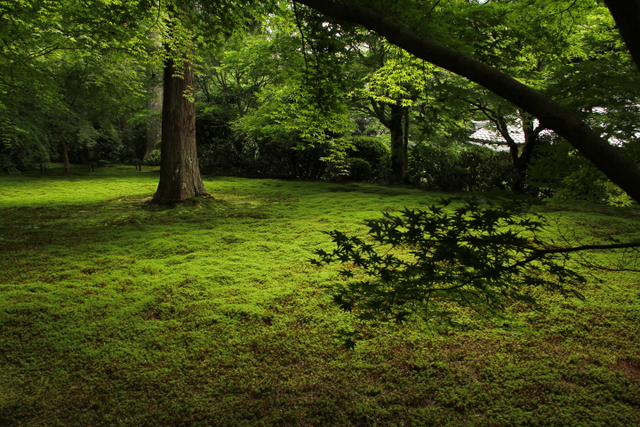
[0,165,160,207]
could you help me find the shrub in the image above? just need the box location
[408,142,514,192]
[197,137,252,175]
[527,141,636,206]
[345,136,390,181]
[346,157,372,182]
[408,143,465,191]
[144,149,162,166]
[458,145,515,191]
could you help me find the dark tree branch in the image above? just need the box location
[536,242,640,256]
[507,241,640,272]
[293,0,640,203]
[370,98,390,127]
[603,0,640,73]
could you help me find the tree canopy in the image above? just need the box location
[2,0,640,204]
[293,0,640,203]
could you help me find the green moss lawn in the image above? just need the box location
[1,165,639,426]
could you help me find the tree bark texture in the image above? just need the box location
[294,0,640,203]
[370,100,408,183]
[603,0,640,73]
[145,70,163,159]
[60,134,69,175]
[517,119,543,175]
[153,56,208,202]
[389,103,406,183]
[145,31,163,159]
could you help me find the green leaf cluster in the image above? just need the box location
[314,198,586,324]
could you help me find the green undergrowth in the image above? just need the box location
[0,164,639,426]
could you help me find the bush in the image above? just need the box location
[91,136,134,165]
[196,131,387,181]
[527,141,636,206]
[408,142,514,192]
[198,134,331,179]
[458,145,515,191]
[408,143,464,191]
[197,136,253,176]
[346,157,372,181]
[0,148,20,174]
[345,136,390,181]
[144,149,162,166]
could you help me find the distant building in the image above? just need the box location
[467,120,523,152]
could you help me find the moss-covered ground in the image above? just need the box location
[1,164,639,426]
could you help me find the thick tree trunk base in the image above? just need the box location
[153,171,209,203]
[152,55,208,204]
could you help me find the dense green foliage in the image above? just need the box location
[409,143,514,192]
[314,199,588,325]
[527,140,639,206]
[2,0,639,201]
[0,0,155,171]
[1,168,639,425]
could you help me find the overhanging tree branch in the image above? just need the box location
[294,0,640,203]
[314,198,639,324]
[535,241,640,255]
[603,0,640,72]
[505,241,640,272]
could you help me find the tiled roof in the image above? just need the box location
[469,126,525,145]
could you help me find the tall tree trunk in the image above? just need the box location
[60,134,69,175]
[603,0,640,72]
[153,56,208,202]
[145,71,163,159]
[403,106,409,181]
[512,132,535,194]
[370,99,409,183]
[389,103,405,183]
[492,115,541,193]
[145,32,163,159]
[516,119,542,175]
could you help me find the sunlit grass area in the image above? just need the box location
[1,165,639,426]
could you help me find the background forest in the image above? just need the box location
[2,0,639,205]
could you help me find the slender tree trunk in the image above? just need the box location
[493,115,540,193]
[516,121,540,175]
[145,71,164,159]
[492,116,524,191]
[152,55,208,202]
[60,134,69,175]
[403,106,409,181]
[511,135,534,194]
[145,32,163,159]
[389,103,406,183]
